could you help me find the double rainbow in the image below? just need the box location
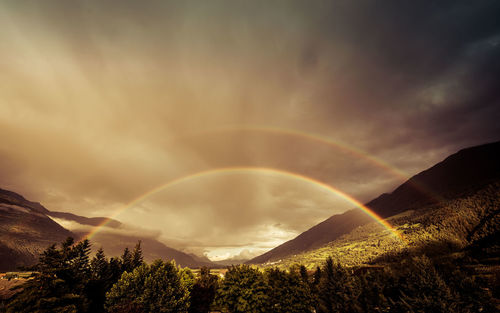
[189,125,444,203]
[84,167,405,242]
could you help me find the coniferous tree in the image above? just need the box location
[91,248,109,280]
[317,258,359,313]
[300,265,309,283]
[6,237,92,313]
[394,256,455,313]
[311,266,322,311]
[121,247,133,273]
[108,257,124,283]
[87,248,111,313]
[131,241,144,269]
[357,270,390,312]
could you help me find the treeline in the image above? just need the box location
[3,237,498,313]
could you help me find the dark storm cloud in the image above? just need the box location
[306,0,500,148]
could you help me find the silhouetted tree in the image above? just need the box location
[6,237,91,313]
[300,265,309,283]
[121,247,133,273]
[108,257,123,283]
[131,241,144,269]
[189,267,219,313]
[87,248,111,313]
[356,270,390,312]
[311,266,322,311]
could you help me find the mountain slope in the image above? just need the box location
[267,182,500,269]
[0,188,216,269]
[0,188,50,214]
[369,140,500,217]
[248,141,500,264]
[249,209,373,264]
[0,189,74,271]
[73,231,217,268]
[47,211,122,228]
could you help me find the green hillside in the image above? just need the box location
[261,182,500,270]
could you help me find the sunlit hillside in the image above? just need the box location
[265,182,500,270]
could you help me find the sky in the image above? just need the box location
[0,0,499,260]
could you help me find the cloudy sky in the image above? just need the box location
[1,0,499,260]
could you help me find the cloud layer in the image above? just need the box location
[1,1,499,259]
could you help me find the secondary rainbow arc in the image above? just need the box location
[84,167,405,243]
[192,124,445,204]
[192,124,411,181]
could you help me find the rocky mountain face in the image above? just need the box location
[249,141,500,264]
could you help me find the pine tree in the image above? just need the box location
[91,248,109,280]
[121,247,133,273]
[131,241,144,269]
[108,257,123,283]
[311,266,322,311]
[87,248,111,313]
[71,239,91,283]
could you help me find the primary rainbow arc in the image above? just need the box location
[84,167,405,242]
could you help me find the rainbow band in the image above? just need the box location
[191,125,444,204]
[191,125,411,182]
[84,167,405,242]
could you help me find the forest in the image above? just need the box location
[1,234,498,313]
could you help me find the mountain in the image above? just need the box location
[368,140,500,217]
[0,188,216,270]
[73,231,218,268]
[47,211,122,228]
[213,259,250,266]
[261,181,500,269]
[248,141,500,264]
[0,189,74,271]
[248,209,373,264]
[0,188,50,215]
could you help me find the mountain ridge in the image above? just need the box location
[248,140,500,264]
[0,188,215,270]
